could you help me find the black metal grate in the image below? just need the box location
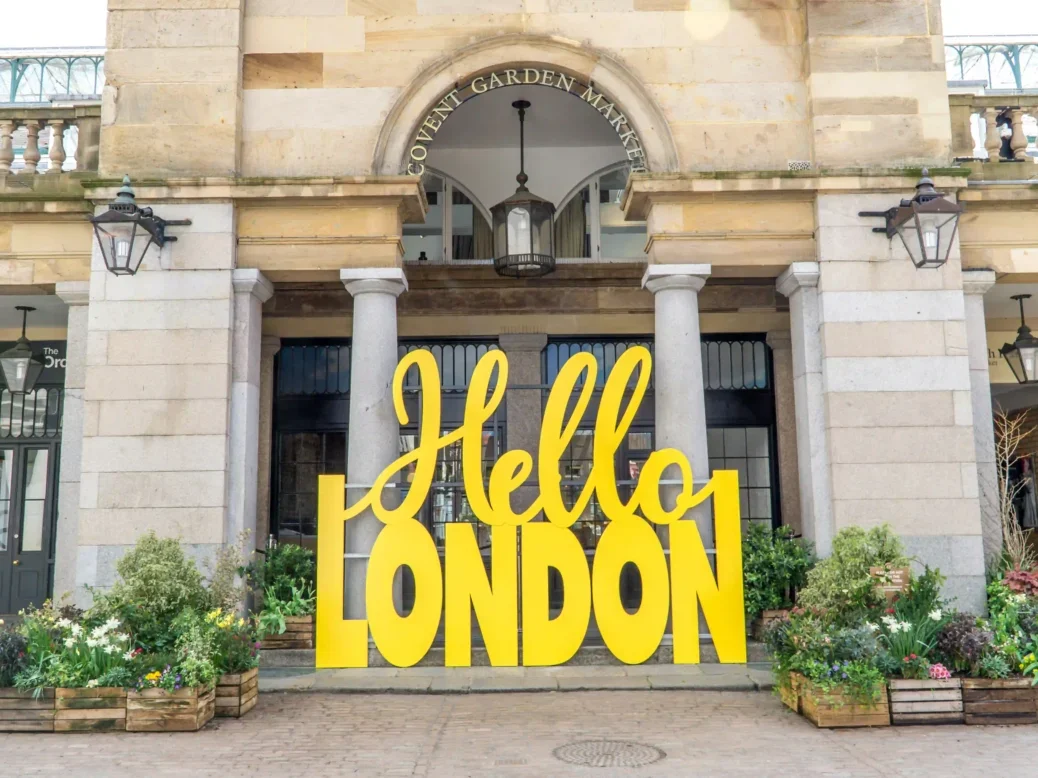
[0,388,62,439]
[277,343,351,396]
[702,339,769,390]
[398,341,499,392]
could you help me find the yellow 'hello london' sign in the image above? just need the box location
[316,345,746,668]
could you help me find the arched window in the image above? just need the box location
[555,162,647,262]
[403,170,495,263]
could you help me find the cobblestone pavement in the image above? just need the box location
[4,690,1038,777]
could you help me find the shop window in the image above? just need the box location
[707,427,774,524]
[275,431,346,545]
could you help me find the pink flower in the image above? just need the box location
[928,663,952,680]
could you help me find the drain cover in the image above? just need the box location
[552,740,665,768]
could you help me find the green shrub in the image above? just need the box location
[795,525,908,620]
[241,542,316,604]
[0,626,28,686]
[742,524,813,619]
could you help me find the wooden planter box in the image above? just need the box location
[751,609,789,641]
[800,678,890,728]
[261,615,313,650]
[127,686,215,732]
[215,668,258,718]
[963,678,1038,725]
[0,688,55,732]
[779,673,801,713]
[889,678,964,725]
[55,687,126,732]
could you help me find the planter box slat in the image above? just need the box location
[893,711,965,725]
[799,676,889,728]
[888,678,963,726]
[891,700,963,713]
[887,679,960,690]
[126,686,215,732]
[890,690,962,703]
[54,688,126,732]
[961,679,1038,725]
[260,615,314,650]
[214,668,259,719]
[0,688,56,733]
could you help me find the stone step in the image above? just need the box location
[260,640,769,668]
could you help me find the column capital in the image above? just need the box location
[641,263,711,294]
[766,330,792,351]
[499,333,548,352]
[232,268,274,303]
[55,281,89,306]
[776,261,820,298]
[962,268,996,297]
[341,267,408,298]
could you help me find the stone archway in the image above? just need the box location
[372,34,679,176]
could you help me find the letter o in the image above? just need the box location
[366,521,443,667]
[592,519,669,664]
[410,144,428,162]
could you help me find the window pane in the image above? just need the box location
[20,449,48,552]
[599,167,646,258]
[451,186,492,260]
[555,186,590,258]
[0,449,12,552]
[403,173,444,261]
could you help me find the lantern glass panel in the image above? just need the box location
[1003,346,1026,383]
[1020,343,1038,382]
[93,217,156,276]
[896,207,959,269]
[507,206,533,256]
[0,344,42,395]
[531,201,554,257]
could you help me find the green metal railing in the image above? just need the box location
[946,39,1038,90]
[0,50,104,104]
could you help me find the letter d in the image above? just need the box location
[521,523,590,665]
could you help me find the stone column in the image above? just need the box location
[642,264,712,549]
[776,261,835,557]
[499,333,547,518]
[766,330,803,536]
[52,281,89,604]
[227,270,273,553]
[341,268,407,619]
[962,269,1000,567]
[255,336,281,551]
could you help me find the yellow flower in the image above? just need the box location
[205,609,222,623]
[237,618,245,628]
[145,671,161,682]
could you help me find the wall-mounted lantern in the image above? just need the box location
[1000,293,1038,384]
[90,175,191,276]
[859,169,963,269]
[0,306,43,395]
[490,100,556,278]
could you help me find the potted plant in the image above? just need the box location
[126,612,219,732]
[0,621,53,733]
[742,524,813,640]
[878,568,962,725]
[765,610,890,728]
[211,609,260,718]
[243,542,317,650]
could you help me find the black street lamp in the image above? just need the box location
[859,169,963,269]
[0,306,43,395]
[490,100,556,278]
[1000,294,1038,384]
[90,175,191,276]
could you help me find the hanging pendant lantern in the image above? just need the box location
[490,100,556,278]
[0,306,44,395]
[1000,294,1038,384]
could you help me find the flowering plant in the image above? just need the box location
[136,664,184,693]
[928,663,952,680]
[205,608,260,673]
[0,625,27,686]
[877,607,946,678]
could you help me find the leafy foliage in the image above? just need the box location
[205,532,250,612]
[742,524,813,619]
[242,542,316,605]
[795,525,908,620]
[978,652,1013,679]
[257,581,316,637]
[0,626,28,686]
[936,613,993,676]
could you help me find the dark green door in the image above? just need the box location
[0,443,58,614]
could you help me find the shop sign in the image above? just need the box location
[0,340,66,386]
[316,346,746,668]
[406,67,649,177]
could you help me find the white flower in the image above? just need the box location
[70,623,82,637]
[864,622,878,632]
[56,618,72,629]
[929,609,943,621]
[113,633,128,643]
[104,618,121,631]
[64,638,75,649]
[103,644,116,655]
[90,625,107,639]
[123,650,135,661]
[85,638,99,649]
[85,680,99,689]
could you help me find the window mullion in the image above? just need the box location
[443,180,453,262]
[590,175,602,262]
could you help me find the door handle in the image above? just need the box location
[12,559,19,566]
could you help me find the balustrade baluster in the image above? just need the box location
[1008,108,1030,161]
[47,120,66,174]
[0,120,14,174]
[22,120,41,173]
[984,109,1002,161]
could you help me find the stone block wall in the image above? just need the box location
[72,203,237,602]
[816,192,985,612]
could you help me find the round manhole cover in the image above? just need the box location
[552,740,666,768]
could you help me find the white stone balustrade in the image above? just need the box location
[0,105,101,174]
[949,92,1038,162]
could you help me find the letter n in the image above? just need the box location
[316,475,369,668]
[670,470,747,664]
[445,524,518,667]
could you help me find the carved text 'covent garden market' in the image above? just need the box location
[315,347,746,669]
[405,67,650,176]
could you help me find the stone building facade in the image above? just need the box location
[1,1,1036,632]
